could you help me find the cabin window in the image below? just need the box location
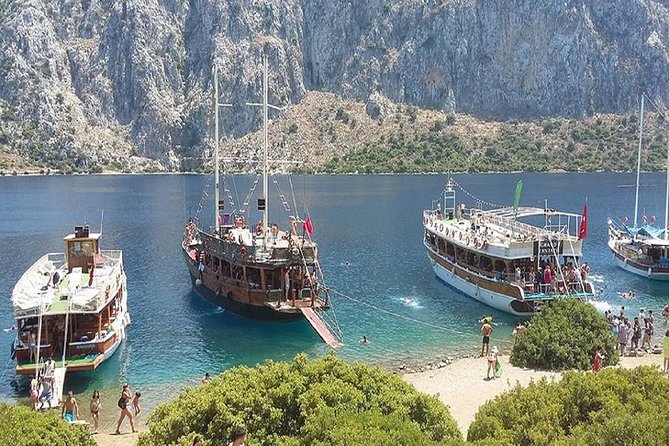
[69,241,95,258]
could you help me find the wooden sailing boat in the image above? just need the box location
[607,94,669,280]
[182,56,340,347]
[423,179,596,315]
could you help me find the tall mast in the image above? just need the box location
[664,142,669,241]
[634,94,645,227]
[214,65,220,234]
[262,54,269,237]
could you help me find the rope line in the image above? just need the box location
[329,288,478,339]
[450,180,507,209]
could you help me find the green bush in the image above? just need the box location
[137,353,460,446]
[468,366,669,445]
[511,299,618,371]
[0,404,95,446]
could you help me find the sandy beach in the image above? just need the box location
[88,354,664,446]
[402,353,665,436]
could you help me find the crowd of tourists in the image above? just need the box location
[604,306,665,356]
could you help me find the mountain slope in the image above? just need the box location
[1,0,669,170]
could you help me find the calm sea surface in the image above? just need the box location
[1,173,668,413]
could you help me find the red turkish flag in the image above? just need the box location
[578,200,588,240]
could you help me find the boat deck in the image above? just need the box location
[524,291,592,301]
[17,354,103,375]
[13,251,124,318]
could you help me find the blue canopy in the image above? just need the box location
[624,224,666,238]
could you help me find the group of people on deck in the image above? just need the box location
[513,260,590,294]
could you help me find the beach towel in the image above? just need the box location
[494,359,502,377]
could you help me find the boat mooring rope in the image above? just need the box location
[329,288,479,340]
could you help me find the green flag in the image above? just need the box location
[513,180,523,217]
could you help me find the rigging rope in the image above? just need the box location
[271,175,292,212]
[329,288,478,339]
[450,180,507,210]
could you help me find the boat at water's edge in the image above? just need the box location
[181,55,338,345]
[423,179,596,316]
[11,225,130,375]
[606,93,669,281]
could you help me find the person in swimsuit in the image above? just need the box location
[61,391,78,422]
[133,391,141,416]
[480,320,493,357]
[90,390,101,433]
[39,376,53,410]
[29,332,37,363]
[115,383,136,434]
[486,346,499,380]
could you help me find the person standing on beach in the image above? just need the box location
[90,390,101,434]
[115,383,136,434]
[642,316,654,351]
[486,346,499,380]
[618,318,629,356]
[133,391,142,416]
[61,391,78,422]
[631,317,642,351]
[664,330,669,373]
[592,346,605,373]
[480,320,493,357]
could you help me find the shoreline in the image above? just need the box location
[402,353,666,436]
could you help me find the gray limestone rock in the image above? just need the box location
[2,0,669,168]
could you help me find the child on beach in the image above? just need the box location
[486,346,499,380]
[133,391,142,416]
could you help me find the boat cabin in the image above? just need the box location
[64,225,99,273]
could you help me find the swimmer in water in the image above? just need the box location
[345,261,350,267]
[360,336,370,344]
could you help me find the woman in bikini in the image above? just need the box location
[115,383,136,434]
[90,390,101,434]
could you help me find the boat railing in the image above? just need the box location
[69,253,124,313]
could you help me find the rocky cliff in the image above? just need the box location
[1,0,669,170]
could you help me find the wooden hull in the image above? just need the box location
[183,248,303,321]
[608,240,669,281]
[186,270,302,321]
[15,334,124,375]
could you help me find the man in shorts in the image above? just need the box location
[480,319,493,357]
[61,390,78,422]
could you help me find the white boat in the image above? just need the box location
[607,93,669,280]
[423,179,596,316]
[11,225,130,376]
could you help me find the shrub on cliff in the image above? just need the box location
[137,353,460,446]
[0,404,95,446]
[510,299,618,371]
[467,366,669,445]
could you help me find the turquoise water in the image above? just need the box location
[1,173,668,413]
